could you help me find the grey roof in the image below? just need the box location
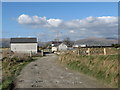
[10,38,37,43]
[52,41,62,47]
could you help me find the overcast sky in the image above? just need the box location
[2,2,118,41]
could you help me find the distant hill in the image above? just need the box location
[38,41,48,47]
[75,37,118,46]
[0,38,50,48]
[0,38,10,48]
[0,37,118,48]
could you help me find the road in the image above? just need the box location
[14,54,108,88]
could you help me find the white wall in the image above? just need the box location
[58,43,67,51]
[11,43,37,53]
[52,47,58,52]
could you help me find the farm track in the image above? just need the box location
[14,54,108,88]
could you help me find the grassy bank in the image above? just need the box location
[1,54,38,90]
[59,52,119,88]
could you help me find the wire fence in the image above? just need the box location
[74,47,119,55]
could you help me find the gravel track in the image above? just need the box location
[14,54,108,88]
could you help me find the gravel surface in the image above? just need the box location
[14,54,108,88]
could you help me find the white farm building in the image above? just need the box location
[10,38,37,53]
[58,43,68,51]
[51,41,68,52]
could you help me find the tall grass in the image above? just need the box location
[59,52,119,88]
[1,53,37,90]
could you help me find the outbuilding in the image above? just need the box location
[10,38,37,53]
[51,41,68,52]
[51,41,62,52]
[58,43,68,51]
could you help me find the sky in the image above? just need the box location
[2,0,120,2]
[2,2,118,41]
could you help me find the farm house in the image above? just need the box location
[51,41,68,52]
[10,38,38,53]
[58,43,68,51]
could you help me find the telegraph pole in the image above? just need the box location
[56,30,60,42]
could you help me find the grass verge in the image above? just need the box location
[1,55,38,90]
[59,52,119,88]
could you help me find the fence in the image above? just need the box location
[75,47,119,55]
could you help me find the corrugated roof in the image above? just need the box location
[10,38,37,43]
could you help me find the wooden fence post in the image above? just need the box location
[88,48,90,55]
[78,49,80,55]
[104,48,106,55]
[30,51,32,57]
[41,50,44,56]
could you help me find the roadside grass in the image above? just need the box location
[59,53,119,88]
[1,54,40,90]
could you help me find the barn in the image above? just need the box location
[10,38,37,53]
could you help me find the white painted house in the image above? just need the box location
[51,41,61,52]
[58,43,68,51]
[10,38,37,53]
[51,41,68,52]
[51,47,58,52]
[73,44,87,48]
